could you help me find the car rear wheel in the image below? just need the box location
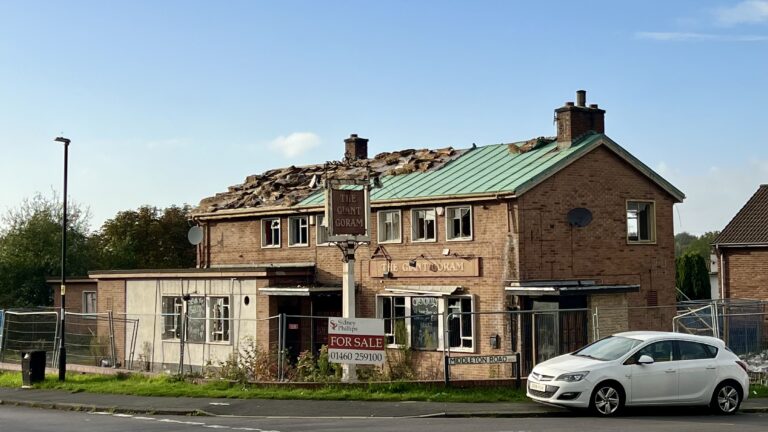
[711,382,741,415]
[590,382,624,417]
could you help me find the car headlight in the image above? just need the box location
[555,371,589,382]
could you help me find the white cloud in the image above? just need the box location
[635,31,768,41]
[269,132,321,158]
[661,159,768,235]
[715,0,768,26]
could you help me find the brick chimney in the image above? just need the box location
[555,90,605,149]
[344,134,368,160]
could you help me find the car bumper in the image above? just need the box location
[526,378,592,409]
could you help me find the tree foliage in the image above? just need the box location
[92,205,196,270]
[0,193,94,308]
[0,194,196,308]
[675,252,711,300]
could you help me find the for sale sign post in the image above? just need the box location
[328,317,386,365]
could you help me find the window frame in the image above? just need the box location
[411,208,437,243]
[446,205,473,241]
[376,294,476,353]
[316,214,331,246]
[626,200,656,244]
[160,295,232,344]
[377,210,402,244]
[447,295,476,352]
[261,217,281,248]
[82,291,97,316]
[288,216,309,247]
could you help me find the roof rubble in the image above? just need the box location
[194,146,467,214]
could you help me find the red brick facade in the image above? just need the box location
[720,248,768,300]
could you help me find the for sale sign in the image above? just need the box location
[328,317,386,365]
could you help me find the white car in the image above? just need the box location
[527,331,750,416]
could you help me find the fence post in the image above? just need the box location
[515,352,521,389]
[443,312,451,386]
[108,311,117,368]
[277,313,285,381]
[0,310,5,363]
[592,308,600,341]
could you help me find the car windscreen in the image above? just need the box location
[573,336,643,361]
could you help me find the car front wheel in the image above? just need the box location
[590,382,624,417]
[711,382,741,415]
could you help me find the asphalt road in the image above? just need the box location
[1,405,768,432]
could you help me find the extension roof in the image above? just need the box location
[713,185,768,246]
[192,133,684,219]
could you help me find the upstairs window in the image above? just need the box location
[446,206,472,240]
[262,218,281,247]
[377,210,401,243]
[316,214,330,245]
[627,201,655,243]
[288,216,309,247]
[412,208,436,242]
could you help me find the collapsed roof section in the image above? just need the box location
[193,145,480,215]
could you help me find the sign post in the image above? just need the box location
[324,178,374,382]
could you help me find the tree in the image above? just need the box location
[92,205,196,270]
[0,193,94,308]
[674,232,697,258]
[675,252,711,300]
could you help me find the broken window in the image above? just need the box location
[262,218,281,247]
[288,216,309,246]
[209,297,230,342]
[316,214,330,245]
[83,291,97,315]
[447,206,472,240]
[187,297,206,343]
[382,296,407,346]
[627,201,655,243]
[412,208,436,242]
[448,297,474,349]
[162,296,183,340]
[377,210,401,243]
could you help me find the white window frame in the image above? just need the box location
[411,208,437,242]
[160,295,231,344]
[377,210,402,244]
[161,296,183,340]
[288,216,309,247]
[446,205,473,241]
[316,214,331,246]
[261,217,281,248]
[376,294,475,353]
[82,291,97,316]
[446,295,476,352]
[626,200,656,244]
[380,296,409,347]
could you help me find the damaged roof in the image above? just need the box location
[193,132,684,217]
[713,185,768,246]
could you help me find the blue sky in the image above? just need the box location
[1,0,767,234]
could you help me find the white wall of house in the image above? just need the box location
[125,278,259,372]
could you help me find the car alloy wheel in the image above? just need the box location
[715,384,740,414]
[593,385,621,416]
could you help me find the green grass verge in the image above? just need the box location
[0,371,528,402]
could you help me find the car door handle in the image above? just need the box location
[705,366,717,370]
[665,369,676,373]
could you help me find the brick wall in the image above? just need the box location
[722,248,768,300]
[52,281,97,313]
[96,279,127,366]
[517,145,677,329]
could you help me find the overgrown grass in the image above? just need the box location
[0,371,527,402]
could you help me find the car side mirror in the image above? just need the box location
[638,355,655,365]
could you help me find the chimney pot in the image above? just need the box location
[565,101,575,107]
[589,103,598,109]
[344,133,369,161]
[576,90,586,107]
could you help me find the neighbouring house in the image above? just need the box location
[713,184,768,301]
[61,90,684,378]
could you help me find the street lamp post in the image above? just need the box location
[54,136,70,381]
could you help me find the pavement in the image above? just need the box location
[1,387,768,418]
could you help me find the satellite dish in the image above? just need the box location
[567,208,593,227]
[187,226,204,245]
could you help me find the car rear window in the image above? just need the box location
[678,340,718,360]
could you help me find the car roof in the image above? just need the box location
[613,331,725,347]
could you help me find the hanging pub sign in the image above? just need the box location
[325,179,371,242]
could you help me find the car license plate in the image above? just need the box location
[529,381,546,392]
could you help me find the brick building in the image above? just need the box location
[77,91,684,377]
[713,185,768,300]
